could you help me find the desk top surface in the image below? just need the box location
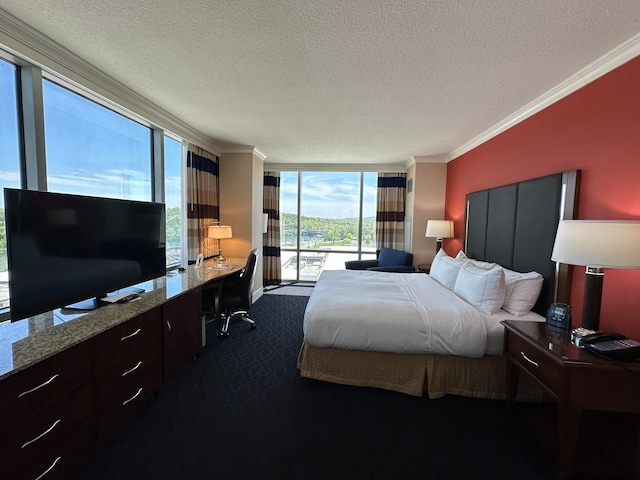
[0,258,244,380]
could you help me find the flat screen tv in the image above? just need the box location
[4,188,166,321]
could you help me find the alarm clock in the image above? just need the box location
[546,302,571,330]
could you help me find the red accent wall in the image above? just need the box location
[445,56,640,337]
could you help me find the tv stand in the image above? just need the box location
[0,259,244,480]
[63,295,107,312]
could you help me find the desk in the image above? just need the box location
[0,259,244,480]
[198,258,244,335]
[0,258,243,381]
[502,320,640,477]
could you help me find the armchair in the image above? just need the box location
[344,247,415,273]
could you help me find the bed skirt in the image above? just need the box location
[297,343,548,401]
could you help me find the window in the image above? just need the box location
[43,79,152,201]
[0,49,196,319]
[164,136,182,266]
[280,171,377,282]
[0,59,23,307]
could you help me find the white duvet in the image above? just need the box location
[303,270,489,358]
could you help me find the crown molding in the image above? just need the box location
[253,147,268,161]
[447,33,640,162]
[412,155,448,164]
[264,162,407,172]
[0,9,218,152]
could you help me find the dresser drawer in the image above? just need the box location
[505,331,562,397]
[95,344,161,406]
[0,342,92,427]
[96,365,161,441]
[20,392,93,480]
[94,309,160,371]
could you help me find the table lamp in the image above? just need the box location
[207,225,233,262]
[426,220,454,251]
[551,220,640,330]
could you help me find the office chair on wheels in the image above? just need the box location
[217,248,260,338]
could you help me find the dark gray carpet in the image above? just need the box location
[74,294,563,480]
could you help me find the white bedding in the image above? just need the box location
[482,309,545,355]
[303,270,491,358]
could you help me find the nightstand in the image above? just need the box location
[501,320,640,478]
[416,263,431,273]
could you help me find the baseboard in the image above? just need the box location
[252,286,264,303]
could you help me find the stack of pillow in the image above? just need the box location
[429,249,543,316]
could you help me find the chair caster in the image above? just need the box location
[218,331,230,339]
[251,324,257,329]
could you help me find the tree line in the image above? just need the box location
[280,212,376,247]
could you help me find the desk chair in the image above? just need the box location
[217,248,260,338]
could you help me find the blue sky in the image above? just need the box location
[1,58,182,209]
[281,171,376,219]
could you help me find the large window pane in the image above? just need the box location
[43,80,152,201]
[0,59,22,308]
[280,171,377,282]
[164,136,182,266]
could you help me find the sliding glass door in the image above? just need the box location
[280,171,377,282]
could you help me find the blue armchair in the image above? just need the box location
[344,247,415,273]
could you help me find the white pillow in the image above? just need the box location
[455,250,495,270]
[502,268,544,316]
[453,263,506,314]
[430,249,467,290]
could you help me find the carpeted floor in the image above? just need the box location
[73,294,565,480]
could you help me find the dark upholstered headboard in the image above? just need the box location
[465,171,579,316]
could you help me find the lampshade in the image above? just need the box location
[426,220,454,239]
[207,225,233,240]
[551,220,640,268]
[551,220,640,331]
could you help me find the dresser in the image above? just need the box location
[0,260,243,480]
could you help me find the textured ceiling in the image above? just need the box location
[1,1,639,164]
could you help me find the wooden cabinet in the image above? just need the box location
[0,342,93,480]
[502,320,640,477]
[163,287,203,383]
[94,309,162,443]
[0,293,204,479]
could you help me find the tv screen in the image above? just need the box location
[4,188,166,321]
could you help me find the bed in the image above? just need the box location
[297,171,579,398]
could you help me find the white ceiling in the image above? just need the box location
[1,1,639,165]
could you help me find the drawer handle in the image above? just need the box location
[121,328,142,341]
[34,456,62,480]
[18,374,60,398]
[122,360,143,377]
[22,419,62,449]
[520,351,539,367]
[122,387,143,406]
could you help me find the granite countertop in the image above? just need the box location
[0,259,244,381]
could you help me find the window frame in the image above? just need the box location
[280,170,377,282]
[0,49,191,320]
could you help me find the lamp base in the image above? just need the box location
[581,267,603,331]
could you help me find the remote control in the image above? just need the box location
[117,293,140,304]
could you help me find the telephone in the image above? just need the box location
[581,332,640,360]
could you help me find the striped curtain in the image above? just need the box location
[186,142,219,264]
[376,172,406,251]
[263,171,281,285]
